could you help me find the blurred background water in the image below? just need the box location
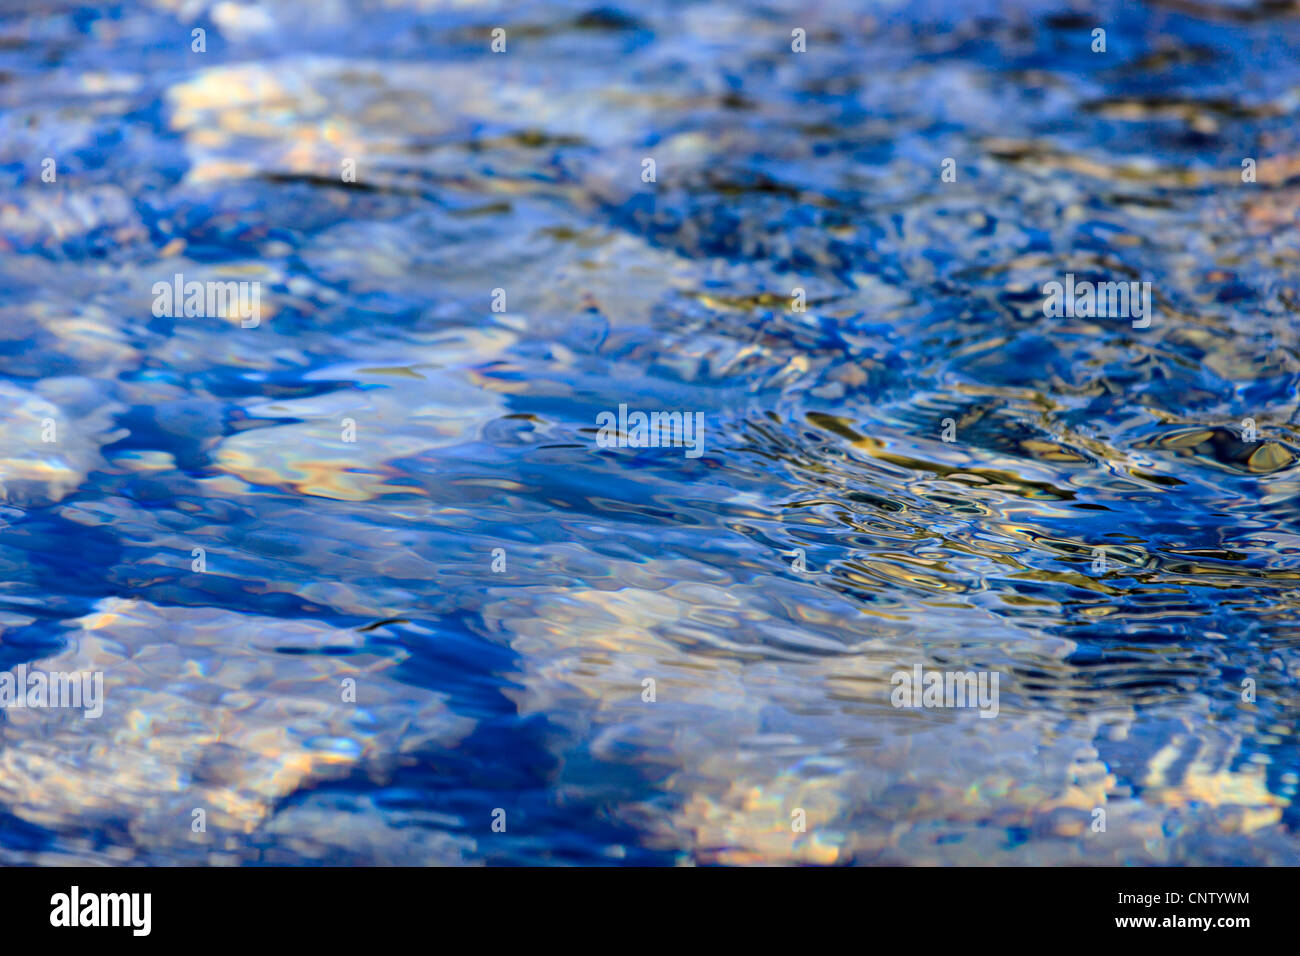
[1,0,1300,864]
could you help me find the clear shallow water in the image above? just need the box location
[1,0,1300,864]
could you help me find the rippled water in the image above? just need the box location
[2,0,1300,864]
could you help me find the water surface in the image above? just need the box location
[1,0,1300,864]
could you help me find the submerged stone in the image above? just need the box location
[0,381,105,508]
[0,598,473,862]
